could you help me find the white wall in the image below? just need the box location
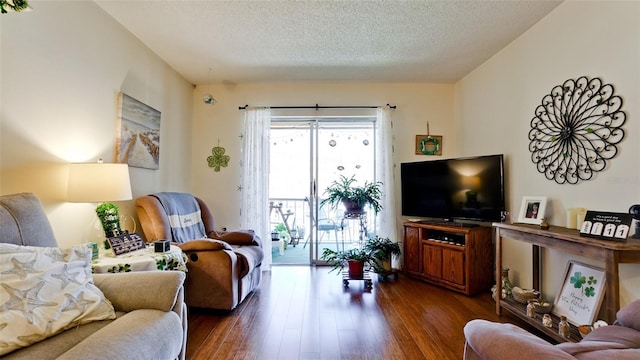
[3,0,637,309]
[190,83,454,238]
[1,1,194,247]
[455,1,640,306]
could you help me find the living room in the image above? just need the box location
[1,0,639,358]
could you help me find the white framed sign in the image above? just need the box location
[553,261,606,326]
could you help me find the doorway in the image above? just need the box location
[269,115,377,265]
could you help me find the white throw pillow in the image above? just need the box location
[0,243,116,355]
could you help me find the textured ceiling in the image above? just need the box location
[96,0,562,85]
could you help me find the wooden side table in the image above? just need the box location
[494,222,640,342]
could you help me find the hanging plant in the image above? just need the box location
[320,175,383,214]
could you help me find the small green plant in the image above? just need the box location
[0,0,29,13]
[320,175,383,214]
[274,223,289,240]
[320,247,374,274]
[95,202,122,238]
[364,236,401,258]
[364,236,401,273]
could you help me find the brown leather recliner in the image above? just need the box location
[136,193,263,311]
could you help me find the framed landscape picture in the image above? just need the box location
[116,92,161,170]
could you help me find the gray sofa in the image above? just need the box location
[0,193,187,360]
[464,299,640,360]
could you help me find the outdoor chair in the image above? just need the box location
[303,197,344,250]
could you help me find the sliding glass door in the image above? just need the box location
[269,115,376,265]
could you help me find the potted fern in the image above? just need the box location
[364,236,401,273]
[320,247,374,278]
[320,175,383,215]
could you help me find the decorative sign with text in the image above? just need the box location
[553,261,606,326]
[579,211,632,242]
[107,232,146,256]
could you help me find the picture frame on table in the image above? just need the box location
[517,196,547,225]
[553,261,606,326]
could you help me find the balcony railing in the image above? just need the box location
[268,197,376,248]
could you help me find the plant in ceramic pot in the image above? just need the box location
[320,175,383,215]
[364,236,401,273]
[320,247,374,278]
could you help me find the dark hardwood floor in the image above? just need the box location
[186,266,515,360]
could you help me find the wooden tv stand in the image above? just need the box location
[494,222,640,342]
[403,221,493,295]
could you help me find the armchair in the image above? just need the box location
[136,192,263,310]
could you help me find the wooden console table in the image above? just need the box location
[494,222,640,342]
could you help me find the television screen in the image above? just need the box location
[401,154,505,222]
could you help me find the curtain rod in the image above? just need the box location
[238,103,396,110]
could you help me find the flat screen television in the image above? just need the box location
[401,154,505,223]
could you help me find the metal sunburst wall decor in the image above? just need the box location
[528,76,626,184]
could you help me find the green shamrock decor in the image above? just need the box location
[207,144,230,172]
[570,271,598,297]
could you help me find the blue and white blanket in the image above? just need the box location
[152,192,207,243]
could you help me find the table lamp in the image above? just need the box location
[67,161,133,238]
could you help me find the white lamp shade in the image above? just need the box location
[67,163,132,202]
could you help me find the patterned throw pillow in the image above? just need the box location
[0,243,116,355]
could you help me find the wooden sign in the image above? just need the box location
[107,232,146,256]
[579,211,632,242]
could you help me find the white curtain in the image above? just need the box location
[374,107,398,242]
[240,108,272,269]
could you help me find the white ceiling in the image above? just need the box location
[95,0,562,85]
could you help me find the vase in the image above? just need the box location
[347,260,365,278]
[491,267,513,300]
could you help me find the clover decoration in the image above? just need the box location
[569,271,597,298]
[207,144,230,172]
[528,76,625,184]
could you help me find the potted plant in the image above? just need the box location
[95,202,123,250]
[320,247,374,278]
[274,223,290,242]
[96,203,123,238]
[320,175,383,215]
[364,236,401,273]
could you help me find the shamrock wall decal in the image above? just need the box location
[207,145,230,172]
